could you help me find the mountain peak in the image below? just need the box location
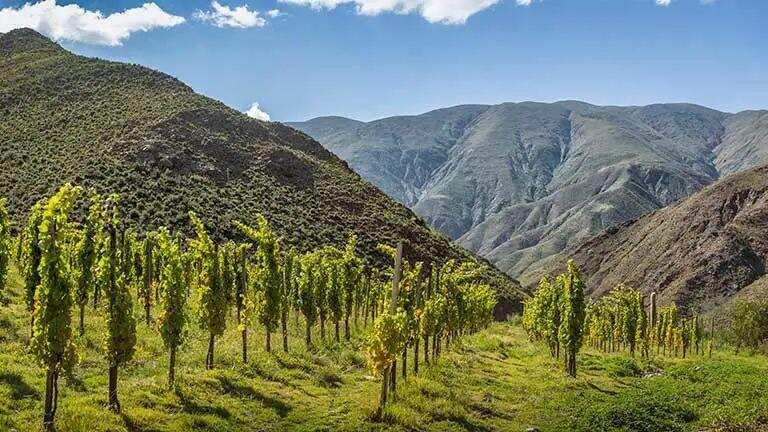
[0,28,62,54]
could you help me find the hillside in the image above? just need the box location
[0,29,522,307]
[290,102,768,278]
[523,164,768,313]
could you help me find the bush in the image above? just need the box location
[725,300,768,353]
[576,388,696,432]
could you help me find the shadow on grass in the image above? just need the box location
[0,372,39,399]
[275,355,314,375]
[120,413,141,432]
[246,363,317,397]
[429,413,493,432]
[469,402,517,421]
[174,385,231,419]
[316,368,343,389]
[65,375,88,393]
[217,376,292,418]
[586,381,618,396]
[477,353,505,363]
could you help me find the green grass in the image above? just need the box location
[1,262,767,432]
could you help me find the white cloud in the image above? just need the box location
[194,1,268,28]
[0,0,185,46]
[245,102,271,121]
[655,0,672,5]
[278,0,534,25]
[267,9,283,18]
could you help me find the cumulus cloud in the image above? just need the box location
[278,0,534,24]
[655,0,672,5]
[245,102,271,121]
[194,1,272,28]
[0,0,185,46]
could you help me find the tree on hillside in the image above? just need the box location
[726,300,768,354]
[29,184,82,431]
[98,196,137,412]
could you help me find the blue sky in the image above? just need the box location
[1,0,766,121]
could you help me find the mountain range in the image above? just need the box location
[0,28,522,310]
[525,163,768,314]
[289,102,768,281]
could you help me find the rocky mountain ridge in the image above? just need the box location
[290,102,768,279]
[526,164,768,313]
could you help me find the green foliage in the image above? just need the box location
[576,387,696,432]
[98,196,137,367]
[22,201,44,313]
[523,275,562,356]
[584,284,647,357]
[365,310,409,375]
[314,256,329,328]
[30,184,82,372]
[523,260,586,375]
[326,255,344,325]
[725,300,768,352]
[298,253,318,326]
[281,248,297,316]
[233,243,252,325]
[191,212,228,338]
[420,295,446,339]
[238,216,281,334]
[219,242,237,311]
[342,235,362,321]
[156,229,188,353]
[74,193,102,326]
[138,231,156,321]
[0,198,10,294]
[559,260,587,376]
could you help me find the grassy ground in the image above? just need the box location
[1,262,768,432]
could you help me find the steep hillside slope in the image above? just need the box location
[290,102,768,278]
[525,165,768,313]
[0,29,522,305]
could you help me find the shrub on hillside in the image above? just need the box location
[725,300,768,354]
